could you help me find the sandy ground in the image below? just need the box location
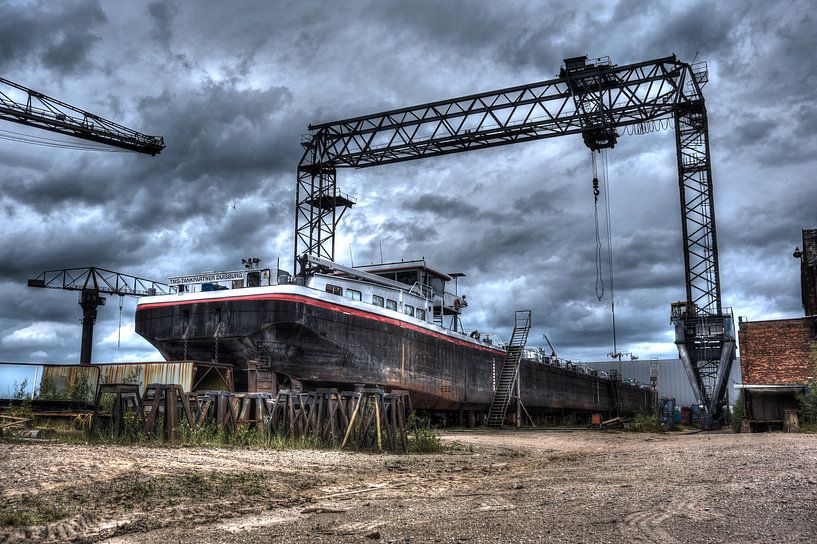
[0,430,816,543]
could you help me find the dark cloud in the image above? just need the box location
[147,1,178,50]
[0,1,106,74]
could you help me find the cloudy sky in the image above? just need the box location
[0,0,814,369]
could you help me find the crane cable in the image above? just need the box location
[0,127,131,152]
[591,148,619,357]
[601,148,619,357]
[592,151,604,300]
[117,295,124,348]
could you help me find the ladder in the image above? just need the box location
[487,310,532,427]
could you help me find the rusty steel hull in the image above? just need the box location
[135,295,653,414]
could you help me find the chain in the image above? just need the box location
[213,322,224,363]
[182,321,189,361]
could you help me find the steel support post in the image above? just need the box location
[79,288,105,365]
[673,100,734,420]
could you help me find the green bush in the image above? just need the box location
[405,412,444,453]
[731,396,745,433]
[12,379,30,400]
[628,413,660,432]
[796,381,817,429]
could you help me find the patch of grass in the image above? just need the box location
[801,422,817,433]
[84,417,325,450]
[408,426,444,453]
[445,441,475,454]
[0,496,67,527]
[627,413,661,432]
[108,470,271,509]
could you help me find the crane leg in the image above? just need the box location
[79,289,105,365]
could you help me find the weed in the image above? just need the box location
[796,379,817,432]
[0,496,67,527]
[731,396,745,433]
[628,412,661,432]
[405,413,444,453]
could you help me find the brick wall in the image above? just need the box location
[739,317,817,384]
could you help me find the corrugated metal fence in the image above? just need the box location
[584,358,743,407]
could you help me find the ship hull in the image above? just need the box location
[135,286,653,414]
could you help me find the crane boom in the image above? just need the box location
[28,267,169,364]
[295,54,735,423]
[27,267,169,296]
[0,77,165,155]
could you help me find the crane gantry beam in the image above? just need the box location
[295,54,735,422]
[0,77,165,155]
[304,56,681,168]
[28,267,169,364]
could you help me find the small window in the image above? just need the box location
[404,305,414,317]
[416,308,426,320]
[326,284,342,296]
[372,295,384,307]
[345,289,362,301]
[386,299,398,311]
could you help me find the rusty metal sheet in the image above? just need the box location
[38,365,100,403]
[96,361,194,394]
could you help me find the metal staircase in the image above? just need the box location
[487,311,532,427]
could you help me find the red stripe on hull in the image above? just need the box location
[138,293,506,356]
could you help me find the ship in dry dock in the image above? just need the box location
[135,255,653,417]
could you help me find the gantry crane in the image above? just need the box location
[28,268,170,364]
[0,77,165,154]
[294,54,735,423]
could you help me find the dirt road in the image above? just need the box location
[1,430,815,543]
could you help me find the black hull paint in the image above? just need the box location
[135,295,653,414]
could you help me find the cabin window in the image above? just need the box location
[404,304,415,317]
[345,289,362,301]
[372,295,384,307]
[416,308,426,320]
[386,299,398,311]
[326,284,342,296]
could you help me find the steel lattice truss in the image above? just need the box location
[296,54,734,418]
[0,77,165,155]
[28,267,170,297]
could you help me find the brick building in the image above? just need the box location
[737,229,817,430]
